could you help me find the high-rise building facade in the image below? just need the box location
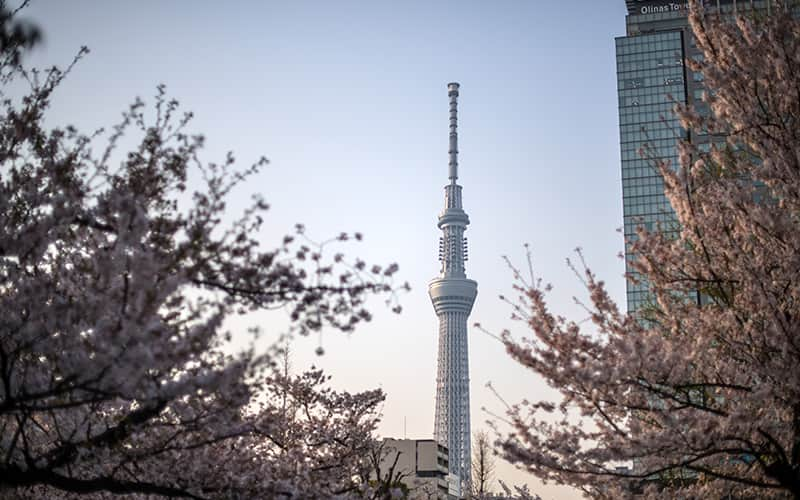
[429,82,477,497]
[616,0,773,312]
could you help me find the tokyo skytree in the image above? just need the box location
[429,82,477,495]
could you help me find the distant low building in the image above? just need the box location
[378,438,456,499]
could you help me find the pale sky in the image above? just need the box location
[19,1,630,498]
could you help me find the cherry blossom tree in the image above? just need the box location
[497,481,542,500]
[496,2,800,498]
[0,4,403,498]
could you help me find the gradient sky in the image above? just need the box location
[19,1,631,497]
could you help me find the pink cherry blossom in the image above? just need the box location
[499,2,800,498]
[0,5,402,498]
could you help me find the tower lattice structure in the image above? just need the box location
[429,82,477,496]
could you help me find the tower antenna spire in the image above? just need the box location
[447,82,459,182]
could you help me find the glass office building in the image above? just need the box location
[615,0,772,312]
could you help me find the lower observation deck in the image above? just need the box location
[428,278,477,315]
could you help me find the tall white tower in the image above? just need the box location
[429,82,477,496]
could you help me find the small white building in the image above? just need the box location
[378,438,456,499]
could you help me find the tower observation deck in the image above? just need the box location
[429,82,477,496]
